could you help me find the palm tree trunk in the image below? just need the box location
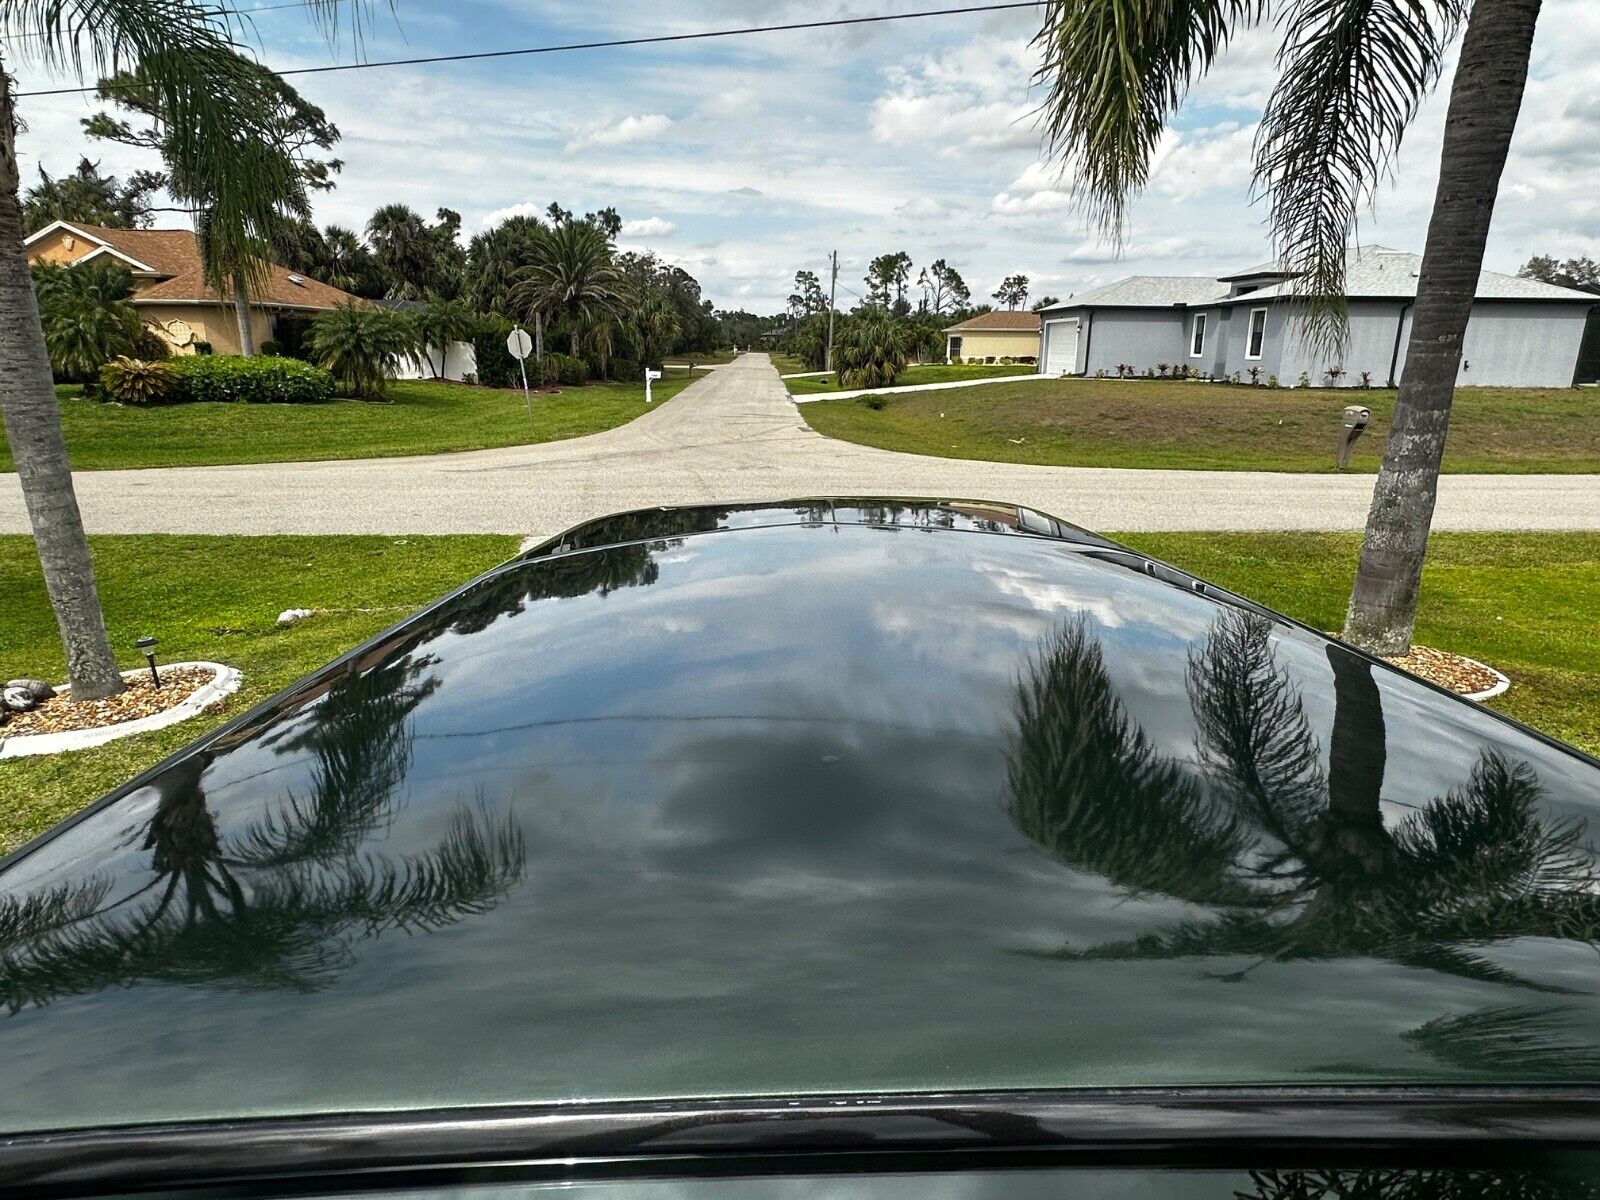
[0,75,125,699]
[1343,0,1542,655]
[533,310,544,363]
[232,272,256,357]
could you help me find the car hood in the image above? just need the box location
[3,500,1598,1136]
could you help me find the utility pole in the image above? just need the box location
[825,250,839,372]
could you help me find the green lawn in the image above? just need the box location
[2,530,1594,853]
[785,362,1036,396]
[663,349,737,366]
[770,353,810,375]
[0,535,518,853]
[8,375,694,472]
[800,378,1600,473]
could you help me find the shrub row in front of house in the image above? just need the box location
[98,354,336,406]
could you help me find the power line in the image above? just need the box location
[14,2,1044,98]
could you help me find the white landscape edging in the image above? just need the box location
[1459,656,1511,702]
[0,662,242,759]
[791,372,1048,402]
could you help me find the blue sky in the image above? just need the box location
[15,0,1600,311]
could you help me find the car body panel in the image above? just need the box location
[2,501,1598,1142]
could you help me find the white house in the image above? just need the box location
[1036,247,1600,387]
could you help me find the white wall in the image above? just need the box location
[393,340,478,382]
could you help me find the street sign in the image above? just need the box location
[506,328,534,360]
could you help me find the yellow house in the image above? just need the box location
[25,220,361,356]
[943,310,1040,363]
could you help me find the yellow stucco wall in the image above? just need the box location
[138,303,273,356]
[945,329,1039,362]
[25,227,89,265]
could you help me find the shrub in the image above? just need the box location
[834,309,908,390]
[859,393,888,410]
[610,356,641,382]
[472,316,519,389]
[543,351,588,387]
[31,260,145,382]
[99,357,177,405]
[169,354,335,404]
[259,339,283,356]
[194,341,213,355]
[308,302,412,398]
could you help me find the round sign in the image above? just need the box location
[506,328,534,360]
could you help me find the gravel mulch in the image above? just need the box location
[1,667,217,736]
[1326,636,1503,696]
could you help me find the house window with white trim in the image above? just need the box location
[1189,313,1207,358]
[1245,307,1268,360]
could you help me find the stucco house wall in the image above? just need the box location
[1077,310,1188,375]
[1448,302,1592,388]
[25,227,87,265]
[948,329,1039,361]
[138,302,273,357]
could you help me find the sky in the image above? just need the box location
[13,0,1600,313]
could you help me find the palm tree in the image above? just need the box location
[315,225,373,295]
[628,289,681,371]
[0,3,359,699]
[833,308,908,390]
[1036,0,1545,656]
[414,296,475,379]
[512,220,627,359]
[308,302,412,399]
[584,312,618,380]
[31,261,145,381]
[366,203,436,301]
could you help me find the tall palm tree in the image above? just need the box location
[365,203,434,301]
[1035,0,1544,655]
[315,224,373,295]
[0,3,359,699]
[511,220,627,359]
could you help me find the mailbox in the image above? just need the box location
[1338,405,1371,469]
[644,367,663,404]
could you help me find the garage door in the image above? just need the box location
[1044,318,1078,375]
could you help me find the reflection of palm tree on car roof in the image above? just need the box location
[0,654,523,1013]
[1008,611,1600,1003]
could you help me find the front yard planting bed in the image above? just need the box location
[8,376,693,472]
[800,377,1600,473]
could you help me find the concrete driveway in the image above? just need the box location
[3,352,1597,540]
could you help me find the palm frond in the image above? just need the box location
[1033,0,1265,236]
[1255,0,1469,354]
[1405,1006,1600,1080]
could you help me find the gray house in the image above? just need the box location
[1036,246,1600,387]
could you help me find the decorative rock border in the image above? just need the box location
[0,662,241,760]
[1458,655,1511,702]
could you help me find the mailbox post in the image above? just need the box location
[1338,404,1371,470]
[645,367,663,405]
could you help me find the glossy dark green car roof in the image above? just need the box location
[3,500,1598,1137]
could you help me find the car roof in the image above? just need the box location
[3,500,1598,1139]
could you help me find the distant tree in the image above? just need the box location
[315,225,380,296]
[921,259,969,315]
[365,205,462,300]
[414,297,476,378]
[465,214,546,317]
[513,220,626,358]
[1031,295,1060,311]
[865,251,913,308]
[584,206,622,239]
[905,316,944,365]
[629,289,681,369]
[545,201,573,225]
[1518,254,1600,289]
[993,274,1030,310]
[22,158,161,233]
[788,268,827,318]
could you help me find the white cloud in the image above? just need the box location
[566,113,674,152]
[620,216,678,237]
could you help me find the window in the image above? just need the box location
[948,335,962,363]
[1246,307,1268,360]
[1189,312,1207,357]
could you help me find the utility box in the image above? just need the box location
[1338,405,1372,470]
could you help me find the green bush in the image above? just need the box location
[858,393,888,411]
[609,356,640,382]
[308,302,413,398]
[99,357,177,405]
[169,354,335,404]
[472,317,518,388]
[259,339,283,357]
[543,351,588,387]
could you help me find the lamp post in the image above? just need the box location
[136,637,161,688]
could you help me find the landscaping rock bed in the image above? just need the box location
[1327,637,1507,699]
[2,667,216,736]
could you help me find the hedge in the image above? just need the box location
[169,354,335,404]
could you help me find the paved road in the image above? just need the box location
[3,353,1597,540]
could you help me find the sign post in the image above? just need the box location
[506,326,535,423]
[645,367,662,405]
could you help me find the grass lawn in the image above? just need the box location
[2,530,1594,853]
[7,375,694,472]
[0,534,518,853]
[800,377,1600,473]
[663,349,737,366]
[770,353,812,375]
[785,362,1036,396]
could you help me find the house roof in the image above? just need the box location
[1045,276,1229,311]
[943,310,1040,333]
[27,221,362,312]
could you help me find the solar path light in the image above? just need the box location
[135,637,161,689]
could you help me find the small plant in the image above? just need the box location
[259,339,283,357]
[1358,371,1374,388]
[1248,366,1263,386]
[1324,365,1347,385]
[1268,374,1280,388]
[1094,368,1107,379]
[308,302,412,398]
[98,356,176,405]
[1229,370,1242,384]
[858,393,888,410]
[1296,371,1311,388]
[461,371,478,386]
[985,356,997,364]
[1116,363,1134,379]
[1145,366,1156,378]
[1156,362,1170,378]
